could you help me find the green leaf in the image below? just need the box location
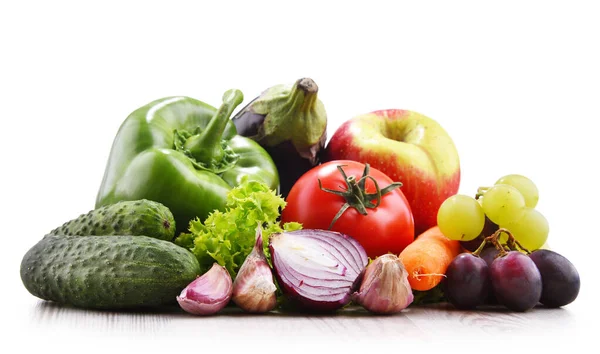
[283,222,303,231]
[174,177,301,277]
[411,283,447,306]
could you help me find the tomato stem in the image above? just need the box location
[318,164,402,230]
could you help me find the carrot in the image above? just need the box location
[399,226,461,291]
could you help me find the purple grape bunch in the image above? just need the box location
[444,229,580,311]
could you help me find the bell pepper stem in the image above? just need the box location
[185,89,244,163]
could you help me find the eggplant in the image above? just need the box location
[232,78,327,198]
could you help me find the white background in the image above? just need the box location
[1,0,599,352]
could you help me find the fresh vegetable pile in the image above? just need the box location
[20,78,580,316]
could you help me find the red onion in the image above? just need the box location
[269,229,368,312]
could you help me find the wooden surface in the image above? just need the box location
[12,292,593,354]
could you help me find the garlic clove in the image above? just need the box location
[352,254,414,314]
[232,226,278,313]
[177,263,233,315]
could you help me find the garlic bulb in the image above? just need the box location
[232,226,277,313]
[177,263,232,315]
[352,254,414,314]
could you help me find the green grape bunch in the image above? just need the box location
[437,174,549,251]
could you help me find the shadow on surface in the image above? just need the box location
[31,300,571,317]
[30,300,574,327]
[31,300,391,319]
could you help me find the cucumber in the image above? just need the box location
[20,235,200,309]
[49,199,175,241]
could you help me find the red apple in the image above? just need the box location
[324,109,460,236]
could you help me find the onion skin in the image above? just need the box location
[176,263,232,315]
[269,229,368,312]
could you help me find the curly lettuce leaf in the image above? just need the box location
[174,177,301,277]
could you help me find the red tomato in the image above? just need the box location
[281,160,415,258]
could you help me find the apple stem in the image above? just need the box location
[318,163,403,230]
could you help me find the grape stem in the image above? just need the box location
[472,235,493,256]
[472,227,529,257]
[490,230,509,257]
[506,234,531,254]
[475,186,491,200]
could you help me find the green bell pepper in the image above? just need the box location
[95,89,279,234]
